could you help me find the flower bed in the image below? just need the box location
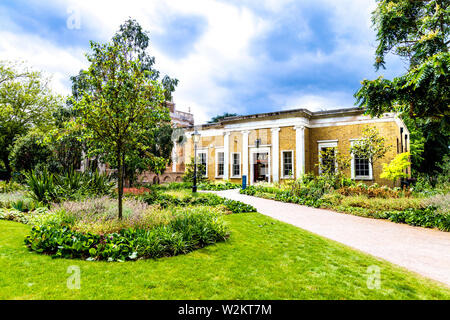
[24,197,230,261]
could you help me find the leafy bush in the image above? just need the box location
[339,195,424,212]
[9,130,53,173]
[422,194,450,215]
[0,207,49,224]
[337,184,410,198]
[140,191,256,213]
[386,207,450,232]
[198,181,241,191]
[24,206,229,261]
[0,181,25,193]
[24,169,114,204]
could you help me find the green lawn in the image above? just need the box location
[1,212,449,299]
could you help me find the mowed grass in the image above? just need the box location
[1,212,449,300]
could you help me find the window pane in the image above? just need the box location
[232,154,240,176]
[283,151,293,176]
[217,152,224,176]
[355,155,370,177]
[321,147,335,173]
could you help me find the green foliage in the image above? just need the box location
[387,207,450,232]
[24,207,229,261]
[182,157,207,183]
[69,20,174,219]
[0,61,62,179]
[198,181,241,190]
[355,1,449,172]
[380,152,411,183]
[24,169,114,204]
[140,191,256,213]
[207,112,239,123]
[317,146,351,177]
[9,130,53,173]
[350,126,392,168]
[0,180,24,193]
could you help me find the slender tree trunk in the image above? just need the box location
[117,145,123,220]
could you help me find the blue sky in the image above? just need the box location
[0,0,406,124]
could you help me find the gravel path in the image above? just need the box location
[213,189,450,287]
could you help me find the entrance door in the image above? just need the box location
[253,152,269,183]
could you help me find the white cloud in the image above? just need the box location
[0,0,403,124]
[0,30,86,95]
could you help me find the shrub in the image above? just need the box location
[24,169,114,204]
[0,181,25,193]
[386,207,450,232]
[422,194,450,215]
[0,207,49,224]
[140,191,256,213]
[24,206,229,261]
[9,130,53,173]
[198,181,241,191]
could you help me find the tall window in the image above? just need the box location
[318,141,337,175]
[232,153,240,177]
[282,151,293,177]
[197,151,207,177]
[217,151,224,177]
[320,147,336,174]
[350,140,372,180]
[354,155,370,178]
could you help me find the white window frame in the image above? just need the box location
[231,152,241,178]
[318,141,338,175]
[196,149,208,178]
[350,140,373,180]
[281,150,294,179]
[215,149,224,178]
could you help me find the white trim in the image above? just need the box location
[223,132,230,180]
[231,152,241,178]
[242,130,249,179]
[350,140,373,180]
[318,141,338,175]
[196,149,208,178]
[295,125,305,178]
[271,127,280,182]
[249,147,271,185]
[224,117,309,131]
[215,148,224,178]
[281,150,294,179]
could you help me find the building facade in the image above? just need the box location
[179,107,410,187]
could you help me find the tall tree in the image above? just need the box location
[70,33,170,219]
[355,0,449,172]
[0,61,60,179]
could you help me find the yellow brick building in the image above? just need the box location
[176,107,410,187]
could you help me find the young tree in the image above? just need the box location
[0,61,61,179]
[355,0,449,172]
[318,147,351,177]
[380,152,411,185]
[350,126,392,175]
[71,39,170,219]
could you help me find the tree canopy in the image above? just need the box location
[355,0,449,173]
[70,20,173,219]
[0,61,61,179]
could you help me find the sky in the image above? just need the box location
[0,0,406,124]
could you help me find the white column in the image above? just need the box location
[223,132,231,180]
[295,125,305,179]
[172,144,177,172]
[242,130,249,179]
[271,127,280,182]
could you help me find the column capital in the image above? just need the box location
[294,125,306,131]
[224,131,231,137]
[270,127,281,133]
[241,130,250,135]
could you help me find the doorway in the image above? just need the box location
[251,151,269,183]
